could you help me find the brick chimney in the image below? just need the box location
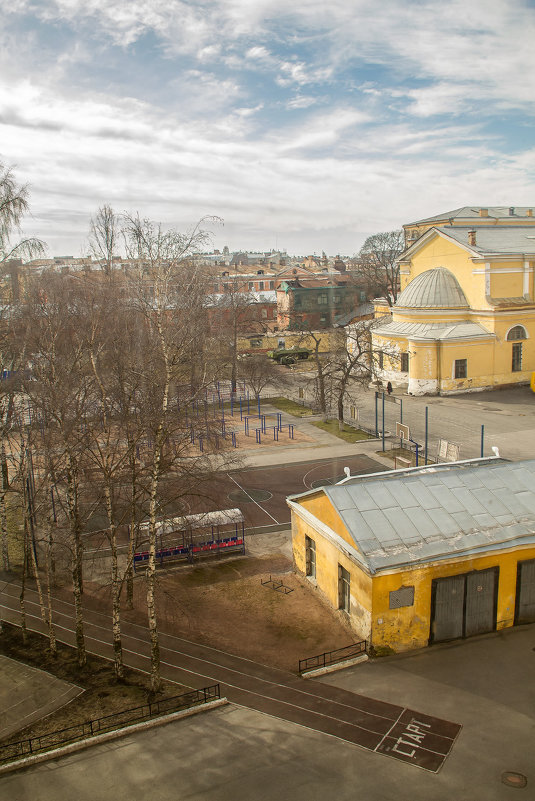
[509,207,515,215]
[479,208,488,217]
[468,230,477,246]
[527,208,533,217]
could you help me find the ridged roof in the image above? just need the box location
[396,268,469,309]
[406,207,535,225]
[372,319,492,341]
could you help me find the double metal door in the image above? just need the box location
[431,568,498,643]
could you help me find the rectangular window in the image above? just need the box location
[248,282,254,290]
[400,352,409,372]
[261,308,268,318]
[360,291,367,301]
[258,281,264,290]
[512,343,522,372]
[269,281,275,289]
[454,359,467,379]
[305,536,316,578]
[338,565,350,613]
[318,294,328,305]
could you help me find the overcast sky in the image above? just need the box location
[1,0,535,257]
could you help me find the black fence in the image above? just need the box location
[299,642,367,674]
[0,684,220,765]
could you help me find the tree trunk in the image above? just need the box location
[147,460,162,693]
[66,459,86,668]
[104,483,124,680]
[125,448,137,610]
[1,444,9,571]
[20,518,28,645]
[45,522,57,657]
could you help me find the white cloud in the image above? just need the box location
[1,0,535,256]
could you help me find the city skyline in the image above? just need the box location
[1,0,534,257]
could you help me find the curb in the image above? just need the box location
[0,697,228,776]
[300,653,368,678]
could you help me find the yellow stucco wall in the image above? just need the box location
[401,236,489,309]
[291,509,373,640]
[298,495,354,547]
[291,499,535,652]
[371,546,535,652]
[237,328,343,353]
[490,266,525,299]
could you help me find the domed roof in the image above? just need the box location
[396,268,469,309]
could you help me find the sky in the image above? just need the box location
[1,0,535,258]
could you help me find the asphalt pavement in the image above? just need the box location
[1,622,533,801]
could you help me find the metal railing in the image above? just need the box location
[0,684,220,765]
[299,641,367,674]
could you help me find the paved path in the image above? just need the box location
[0,581,460,772]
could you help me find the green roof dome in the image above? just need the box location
[396,268,469,309]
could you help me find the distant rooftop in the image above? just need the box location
[406,207,535,226]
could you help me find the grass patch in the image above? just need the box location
[312,420,374,442]
[0,622,189,746]
[267,397,314,417]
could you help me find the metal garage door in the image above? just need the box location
[465,569,497,637]
[431,568,498,643]
[431,574,465,642]
[515,559,535,624]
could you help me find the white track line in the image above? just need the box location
[226,472,278,523]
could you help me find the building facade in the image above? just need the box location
[371,223,535,394]
[289,458,535,653]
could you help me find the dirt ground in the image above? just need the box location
[83,538,356,674]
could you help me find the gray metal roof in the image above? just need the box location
[396,268,469,308]
[406,207,535,225]
[372,319,493,342]
[436,226,535,255]
[316,460,535,573]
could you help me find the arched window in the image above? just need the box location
[506,325,528,341]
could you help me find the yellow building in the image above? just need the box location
[288,457,535,653]
[371,224,535,394]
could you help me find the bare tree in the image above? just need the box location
[331,318,399,429]
[210,274,264,394]
[88,204,120,276]
[0,160,45,265]
[21,272,96,667]
[238,353,291,398]
[123,214,218,692]
[358,230,405,306]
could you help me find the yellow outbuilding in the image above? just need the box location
[288,457,535,653]
[371,224,535,394]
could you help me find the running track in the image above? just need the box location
[0,583,461,772]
